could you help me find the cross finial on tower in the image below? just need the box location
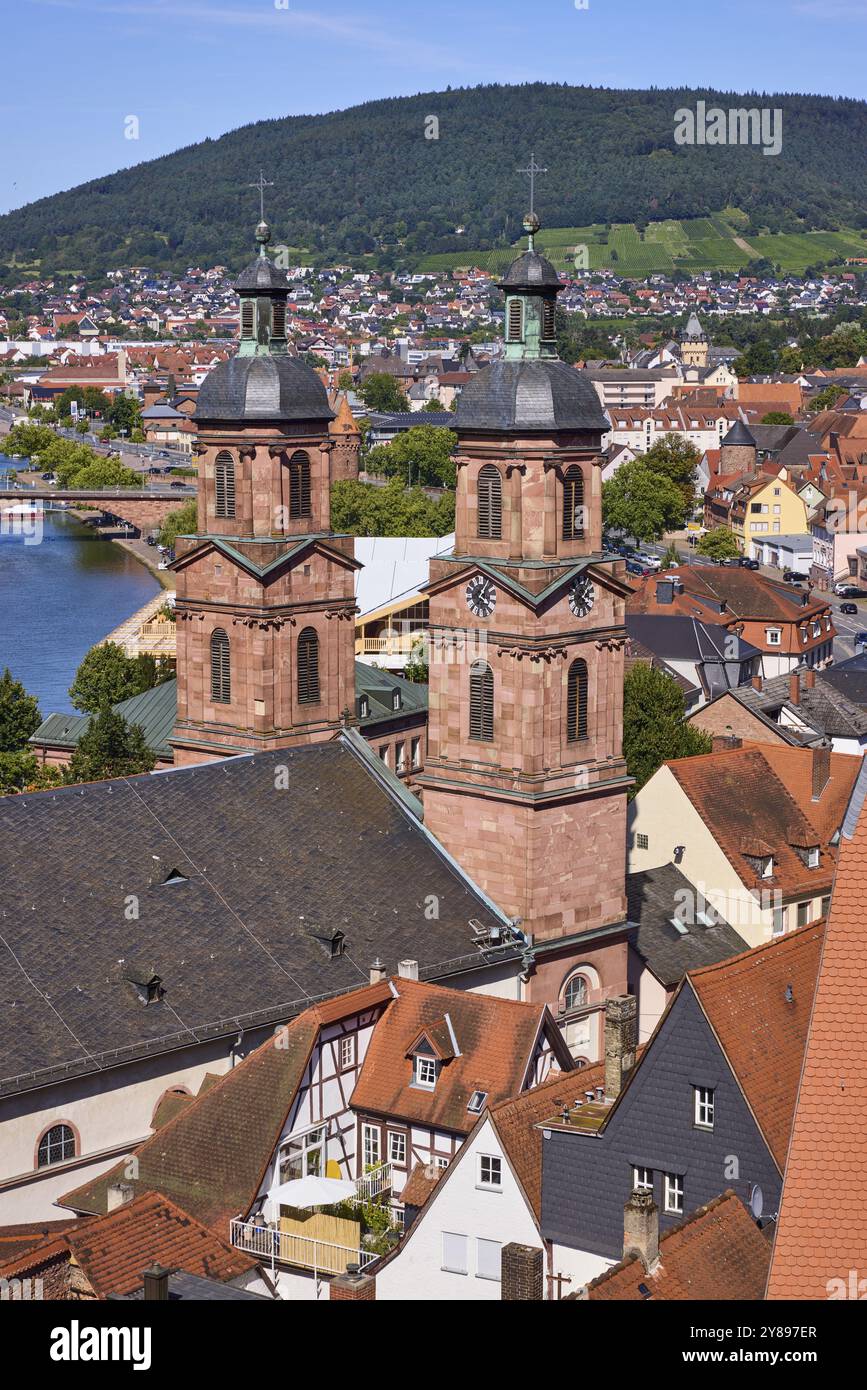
[248,168,274,222]
[517,151,547,218]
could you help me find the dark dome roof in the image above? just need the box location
[233,256,290,293]
[721,420,756,446]
[500,250,561,290]
[195,355,334,422]
[455,359,609,434]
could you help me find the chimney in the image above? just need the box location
[623,1188,659,1271]
[711,733,741,752]
[369,959,387,985]
[655,578,674,605]
[604,995,638,1101]
[804,667,815,689]
[398,959,419,980]
[789,671,800,706]
[106,1181,135,1212]
[501,1242,544,1301]
[752,674,763,692]
[330,1262,376,1301]
[812,740,831,801]
[142,1264,170,1301]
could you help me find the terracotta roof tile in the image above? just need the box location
[583,1191,771,1300]
[400,1163,442,1209]
[767,764,867,1298]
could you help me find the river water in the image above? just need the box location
[0,455,160,717]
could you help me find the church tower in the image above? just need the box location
[680,311,709,368]
[418,201,632,1020]
[171,219,359,765]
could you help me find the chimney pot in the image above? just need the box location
[623,1188,660,1271]
[397,959,419,980]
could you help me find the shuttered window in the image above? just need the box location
[542,298,556,340]
[241,300,254,338]
[214,450,236,519]
[507,298,523,342]
[289,450,311,518]
[567,658,588,741]
[210,629,231,704]
[469,661,494,742]
[477,464,502,540]
[563,465,585,540]
[272,300,286,338]
[297,626,320,704]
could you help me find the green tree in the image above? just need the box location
[366,425,457,488]
[64,706,156,783]
[65,457,141,489]
[696,526,741,560]
[0,668,42,751]
[807,384,844,414]
[642,433,700,509]
[69,642,167,714]
[330,476,454,537]
[357,373,407,413]
[0,750,62,796]
[158,498,198,549]
[760,411,794,424]
[602,459,686,542]
[623,665,712,796]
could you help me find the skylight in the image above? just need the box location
[467,1090,488,1114]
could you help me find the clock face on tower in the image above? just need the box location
[466,575,497,618]
[568,576,596,618]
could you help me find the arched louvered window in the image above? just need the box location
[289,450,312,519]
[507,298,523,342]
[542,298,557,340]
[563,465,585,540]
[210,628,231,704]
[567,658,589,742]
[477,464,502,540]
[37,1123,76,1168]
[240,299,254,339]
[469,660,494,742]
[272,299,286,338]
[214,450,236,519]
[297,626,320,704]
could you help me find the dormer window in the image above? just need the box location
[357,694,370,719]
[414,1055,437,1089]
[392,689,402,711]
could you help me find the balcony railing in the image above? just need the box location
[355,632,426,657]
[354,1162,392,1204]
[230,1219,378,1277]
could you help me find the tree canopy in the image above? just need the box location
[602,458,687,542]
[330,477,454,537]
[0,667,41,752]
[357,374,407,413]
[69,642,173,714]
[623,664,712,796]
[64,706,156,783]
[696,526,741,559]
[365,425,457,488]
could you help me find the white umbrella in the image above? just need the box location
[271,1175,357,1209]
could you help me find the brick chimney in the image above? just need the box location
[752,674,763,691]
[812,740,831,801]
[501,1242,544,1301]
[789,671,800,706]
[330,1263,376,1301]
[623,1188,659,1271]
[604,995,638,1101]
[142,1264,170,1301]
[804,668,816,689]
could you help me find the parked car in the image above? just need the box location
[635,552,662,571]
[835,584,867,599]
[169,480,187,489]
[855,633,867,649]
[783,572,804,585]
[840,602,859,615]
[739,557,760,570]
[625,559,651,577]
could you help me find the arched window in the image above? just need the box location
[288,450,311,519]
[210,628,231,704]
[507,298,523,342]
[563,465,585,540]
[297,627,320,704]
[477,464,502,540]
[37,1124,76,1168]
[214,450,236,519]
[567,658,588,742]
[563,974,589,1012]
[469,660,494,742]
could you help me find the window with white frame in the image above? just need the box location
[339,1034,356,1070]
[388,1130,407,1166]
[414,1055,437,1089]
[766,628,781,645]
[395,740,406,773]
[633,1166,653,1191]
[411,737,422,768]
[772,905,786,936]
[478,1154,502,1189]
[694,1086,715,1129]
[362,1123,381,1171]
[279,1125,326,1182]
[442,1231,468,1274]
[476,1238,502,1281]
[664,1172,684,1214]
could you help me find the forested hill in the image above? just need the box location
[2,82,866,278]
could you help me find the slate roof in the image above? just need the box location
[582,1191,771,1300]
[768,760,867,1298]
[626,866,748,989]
[455,360,609,434]
[731,669,867,741]
[0,1192,255,1298]
[351,977,571,1134]
[0,738,515,1097]
[499,250,561,289]
[195,354,333,423]
[721,420,755,446]
[123,1270,270,1300]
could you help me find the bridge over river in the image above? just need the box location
[0,486,197,532]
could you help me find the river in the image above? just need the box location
[0,455,160,717]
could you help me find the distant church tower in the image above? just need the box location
[329,394,362,482]
[418,204,632,1020]
[171,219,358,765]
[680,311,709,368]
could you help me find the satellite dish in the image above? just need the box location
[749,1184,764,1220]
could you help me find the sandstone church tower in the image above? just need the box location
[171,220,359,765]
[418,205,632,1014]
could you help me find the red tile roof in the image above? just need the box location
[767,768,867,1298]
[0,1193,254,1299]
[689,922,824,1168]
[583,1191,771,1300]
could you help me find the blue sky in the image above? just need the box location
[1,0,865,214]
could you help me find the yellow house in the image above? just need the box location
[730,467,808,555]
